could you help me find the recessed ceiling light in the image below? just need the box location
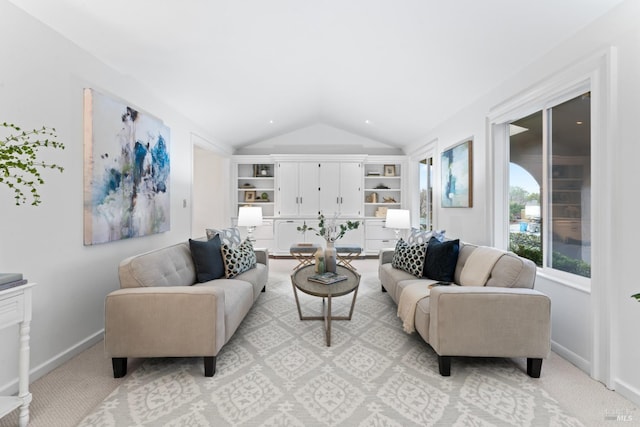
[269,120,275,124]
[365,119,372,125]
[576,121,583,125]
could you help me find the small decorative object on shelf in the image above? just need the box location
[375,184,390,189]
[384,164,396,177]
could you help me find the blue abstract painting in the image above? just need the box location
[441,139,472,208]
[83,88,170,245]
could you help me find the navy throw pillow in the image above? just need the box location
[423,237,460,282]
[189,235,225,282]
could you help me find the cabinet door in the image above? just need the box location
[319,163,341,215]
[277,162,299,216]
[339,162,362,216]
[298,163,320,216]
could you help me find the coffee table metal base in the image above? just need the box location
[291,284,359,346]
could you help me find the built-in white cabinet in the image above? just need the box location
[231,155,407,255]
[318,162,362,217]
[276,162,321,217]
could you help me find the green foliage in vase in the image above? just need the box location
[296,213,360,243]
[1,122,65,206]
[632,293,640,302]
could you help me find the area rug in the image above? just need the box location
[79,271,583,427]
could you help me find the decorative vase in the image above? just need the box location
[325,241,337,273]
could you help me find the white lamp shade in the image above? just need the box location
[237,206,263,227]
[385,209,410,229]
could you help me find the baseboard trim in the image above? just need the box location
[0,329,104,396]
[614,378,640,408]
[551,340,590,373]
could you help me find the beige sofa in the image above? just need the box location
[379,241,551,377]
[104,241,268,378]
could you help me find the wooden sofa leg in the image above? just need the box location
[112,357,127,378]
[262,286,266,292]
[527,358,542,378]
[204,356,216,377]
[381,285,387,292]
[438,356,451,376]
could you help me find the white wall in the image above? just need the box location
[236,123,404,155]
[0,1,223,393]
[404,0,640,406]
[192,144,232,236]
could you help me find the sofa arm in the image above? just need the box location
[428,286,551,359]
[379,249,395,265]
[254,248,269,268]
[105,286,226,358]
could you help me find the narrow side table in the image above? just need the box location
[0,283,34,427]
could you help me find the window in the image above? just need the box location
[419,157,433,230]
[508,92,591,277]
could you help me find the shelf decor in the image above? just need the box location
[83,88,170,245]
[441,139,473,208]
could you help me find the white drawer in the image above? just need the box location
[366,239,396,252]
[365,223,396,239]
[0,293,24,327]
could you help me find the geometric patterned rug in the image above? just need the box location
[78,270,584,427]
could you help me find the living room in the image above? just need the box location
[1,0,640,425]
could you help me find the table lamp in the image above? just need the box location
[385,209,410,243]
[238,206,263,242]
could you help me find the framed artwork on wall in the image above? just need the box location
[441,139,473,208]
[83,88,171,245]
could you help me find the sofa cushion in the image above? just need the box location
[221,239,257,279]
[423,237,460,282]
[407,228,446,246]
[206,227,242,247]
[392,239,427,277]
[189,235,225,282]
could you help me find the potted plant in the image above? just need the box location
[1,122,65,206]
[297,214,360,272]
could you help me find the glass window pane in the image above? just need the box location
[509,112,543,266]
[549,93,591,277]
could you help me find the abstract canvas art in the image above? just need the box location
[83,88,170,245]
[441,139,472,208]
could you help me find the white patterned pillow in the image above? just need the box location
[206,227,242,247]
[221,238,257,279]
[407,228,446,246]
[391,239,427,277]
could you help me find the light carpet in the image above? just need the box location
[78,270,583,427]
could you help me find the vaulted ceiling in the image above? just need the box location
[8,0,625,150]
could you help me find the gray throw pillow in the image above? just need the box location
[206,227,242,247]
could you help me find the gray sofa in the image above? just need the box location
[104,240,268,378]
[379,241,551,377]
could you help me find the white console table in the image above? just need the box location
[0,283,34,427]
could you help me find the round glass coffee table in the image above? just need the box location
[291,265,360,346]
